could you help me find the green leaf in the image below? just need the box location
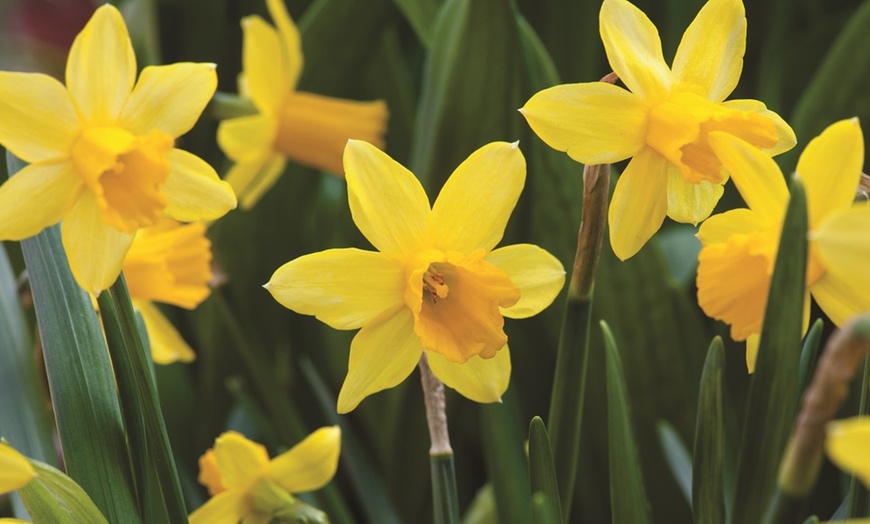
[431,453,461,524]
[390,0,443,47]
[481,388,532,524]
[798,319,825,398]
[528,417,562,524]
[692,338,726,524]
[848,356,870,518]
[602,320,652,524]
[19,459,109,524]
[657,420,692,505]
[6,152,138,523]
[731,177,808,524]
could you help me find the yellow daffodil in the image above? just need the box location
[0,442,35,494]
[190,427,340,524]
[0,5,236,295]
[520,0,796,260]
[827,417,870,488]
[267,140,565,413]
[123,219,212,364]
[218,0,388,209]
[696,119,870,371]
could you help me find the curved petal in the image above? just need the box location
[708,131,788,222]
[0,72,79,162]
[344,140,429,260]
[0,442,35,493]
[429,142,525,253]
[189,489,247,524]
[120,63,217,138]
[696,208,767,245]
[66,5,136,122]
[269,426,341,494]
[267,248,404,330]
[266,0,303,89]
[812,271,870,328]
[0,162,83,241]
[135,300,196,364]
[599,0,672,100]
[241,15,290,112]
[337,306,421,413]
[61,192,135,295]
[672,0,745,102]
[722,100,796,156]
[162,149,237,222]
[213,431,270,488]
[826,417,870,488]
[217,113,277,163]
[226,154,287,210]
[486,244,565,319]
[813,206,870,296]
[608,147,669,260]
[796,118,864,227]
[427,344,510,404]
[666,165,725,224]
[520,82,647,165]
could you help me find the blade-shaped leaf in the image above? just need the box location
[657,420,692,505]
[528,416,562,524]
[19,459,109,524]
[692,337,726,524]
[481,388,532,524]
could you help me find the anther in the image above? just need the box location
[422,267,449,304]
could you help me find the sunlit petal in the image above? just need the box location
[0,442,35,494]
[267,248,404,330]
[266,0,303,88]
[608,147,669,260]
[66,5,136,122]
[241,15,289,112]
[745,334,760,373]
[189,489,247,524]
[486,244,565,319]
[337,307,422,413]
[270,426,341,493]
[672,0,745,102]
[666,165,724,224]
[0,162,83,240]
[213,432,270,488]
[722,100,796,156]
[826,417,870,488]
[696,208,767,245]
[135,300,196,364]
[163,149,237,222]
[217,113,277,163]
[520,82,647,164]
[813,206,870,296]
[427,345,510,404]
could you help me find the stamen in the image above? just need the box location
[422,266,449,304]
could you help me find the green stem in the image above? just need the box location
[847,356,870,518]
[206,92,259,121]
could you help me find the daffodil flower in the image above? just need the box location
[696,119,870,371]
[520,0,796,260]
[0,442,35,494]
[827,417,870,489]
[190,427,340,524]
[0,5,236,295]
[218,0,388,209]
[123,219,212,364]
[267,140,566,413]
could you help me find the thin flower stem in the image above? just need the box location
[206,92,259,120]
[419,352,460,524]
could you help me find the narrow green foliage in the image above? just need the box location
[692,338,726,524]
[657,421,692,505]
[528,417,562,524]
[431,453,461,524]
[7,153,138,523]
[481,390,532,524]
[19,460,109,524]
[390,0,443,47]
[732,177,808,524]
[798,319,825,399]
[847,357,870,518]
[602,321,652,524]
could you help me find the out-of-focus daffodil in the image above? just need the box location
[0,5,236,295]
[123,219,212,364]
[267,140,565,413]
[696,119,870,371]
[827,417,870,489]
[520,0,795,260]
[218,0,388,209]
[0,442,35,494]
[189,427,340,524]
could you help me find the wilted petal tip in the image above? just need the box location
[510,140,520,150]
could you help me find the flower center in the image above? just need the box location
[646,90,778,185]
[422,266,449,303]
[70,125,174,233]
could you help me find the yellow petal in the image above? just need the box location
[707,131,788,223]
[213,431,270,488]
[485,244,565,319]
[608,147,669,260]
[337,307,422,413]
[0,72,79,162]
[672,0,745,102]
[813,206,870,297]
[826,417,870,488]
[267,248,404,330]
[66,5,136,123]
[120,63,217,138]
[162,149,237,222]
[745,333,760,373]
[722,100,796,156]
[269,426,341,494]
[226,155,287,210]
[0,162,83,241]
[813,270,870,328]
[241,15,290,112]
[135,300,196,364]
[189,489,247,524]
[428,142,525,253]
[666,166,724,224]
[217,114,278,163]
[61,192,135,295]
[426,345,510,404]
[696,208,767,245]
[0,442,35,494]
[198,449,227,496]
[266,0,303,89]
[796,118,864,227]
[344,140,429,260]
[520,82,647,164]
[599,0,672,100]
